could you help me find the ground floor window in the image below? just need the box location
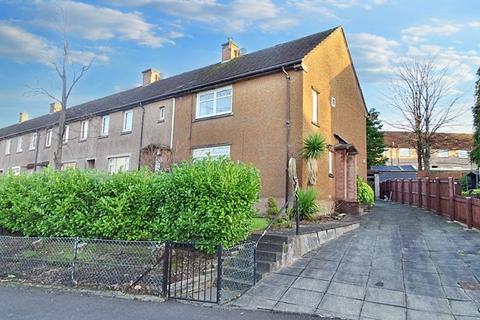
[10,166,21,175]
[192,145,230,160]
[108,156,130,173]
[62,162,77,170]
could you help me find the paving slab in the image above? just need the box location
[231,202,480,319]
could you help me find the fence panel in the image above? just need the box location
[472,199,480,229]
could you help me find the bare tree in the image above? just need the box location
[30,16,93,169]
[387,57,461,171]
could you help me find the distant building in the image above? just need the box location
[368,165,417,198]
[382,131,475,171]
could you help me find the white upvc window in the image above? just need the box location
[10,166,20,175]
[5,139,11,155]
[101,115,110,136]
[196,86,232,119]
[45,129,52,147]
[80,120,89,141]
[62,161,77,170]
[63,125,70,144]
[438,150,449,158]
[159,106,166,121]
[312,89,318,124]
[328,151,334,176]
[192,145,231,160]
[108,156,130,173]
[458,150,469,159]
[399,148,410,157]
[29,133,37,150]
[122,110,133,132]
[17,137,23,153]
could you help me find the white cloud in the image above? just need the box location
[289,0,389,15]
[0,22,109,65]
[113,0,297,33]
[401,22,462,43]
[348,32,400,81]
[33,0,181,48]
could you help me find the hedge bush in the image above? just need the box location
[357,176,374,206]
[0,157,260,249]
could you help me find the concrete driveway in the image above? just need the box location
[231,201,480,319]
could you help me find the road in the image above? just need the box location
[0,284,331,320]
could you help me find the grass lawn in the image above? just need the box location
[249,217,269,233]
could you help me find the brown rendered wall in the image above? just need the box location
[172,71,303,199]
[302,27,367,200]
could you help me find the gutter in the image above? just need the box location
[282,66,291,208]
[0,60,302,141]
[170,97,175,150]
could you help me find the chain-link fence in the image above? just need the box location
[0,235,257,303]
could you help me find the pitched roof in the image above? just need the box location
[383,131,473,150]
[0,27,339,140]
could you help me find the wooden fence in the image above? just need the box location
[380,178,479,229]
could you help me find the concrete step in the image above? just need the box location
[256,241,287,253]
[255,250,281,263]
[249,233,292,244]
[256,260,275,274]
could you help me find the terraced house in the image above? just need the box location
[0,27,367,208]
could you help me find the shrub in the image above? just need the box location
[302,133,327,160]
[0,158,260,250]
[265,197,280,218]
[296,188,319,221]
[357,176,374,206]
[459,175,468,192]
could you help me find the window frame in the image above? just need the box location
[80,120,89,141]
[5,139,11,155]
[312,89,318,125]
[10,166,20,175]
[29,133,37,150]
[192,145,231,160]
[107,155,131,174]
[45,129,52,147]
[63,125,70,144]
[438,149,449,158]
[122,110,133,133]
[458,150,469,159]
[159,106,166,122]
[195,86,233,119]
[16,136,23,153]
[399,148,410,157]
[101,115,110,137]
[328,151,334,176]
[61,161,77,170]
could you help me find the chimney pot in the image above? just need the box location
[142,68,162,86]
[50,102,63,113]
[221,38,241,62]
[19,112,29,123]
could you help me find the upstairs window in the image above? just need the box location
[312,89,318,124]
[159,107,166,121]
[45,129,52,147]
[17,136,23,153]
[196,86,232,119]
[458,150,469,159]
[101,115,110,136]
[399,148,410,157]
[192,145,230,160]
[5,139,11,155]
[63,125,70,144]
[29,133,37,150]
[438,150,449,158]
[123,110,133,132]
[80,121,89,141]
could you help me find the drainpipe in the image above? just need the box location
[282,66,291,208]
[137,102,145,170]
[33,129,40,172]
[170,98,176,150]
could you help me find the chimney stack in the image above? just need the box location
[221,37,241,62]
[142,68,162,86]
[19,112,29,123]
[50,101,63,113]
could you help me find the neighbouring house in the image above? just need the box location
[368,165,417,198]
[0,27,367,210]
[383,131,475,171]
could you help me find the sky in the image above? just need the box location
[0,0,479,133]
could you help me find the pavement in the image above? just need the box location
[0,284,330,320]
[230,201,480,320]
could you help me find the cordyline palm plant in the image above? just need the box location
[302,133,326,185]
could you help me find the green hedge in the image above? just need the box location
[0,158,260,249]
[357,176,374,206]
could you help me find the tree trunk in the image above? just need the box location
[53,109,66,170]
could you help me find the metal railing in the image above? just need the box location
[0,235,256,304]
